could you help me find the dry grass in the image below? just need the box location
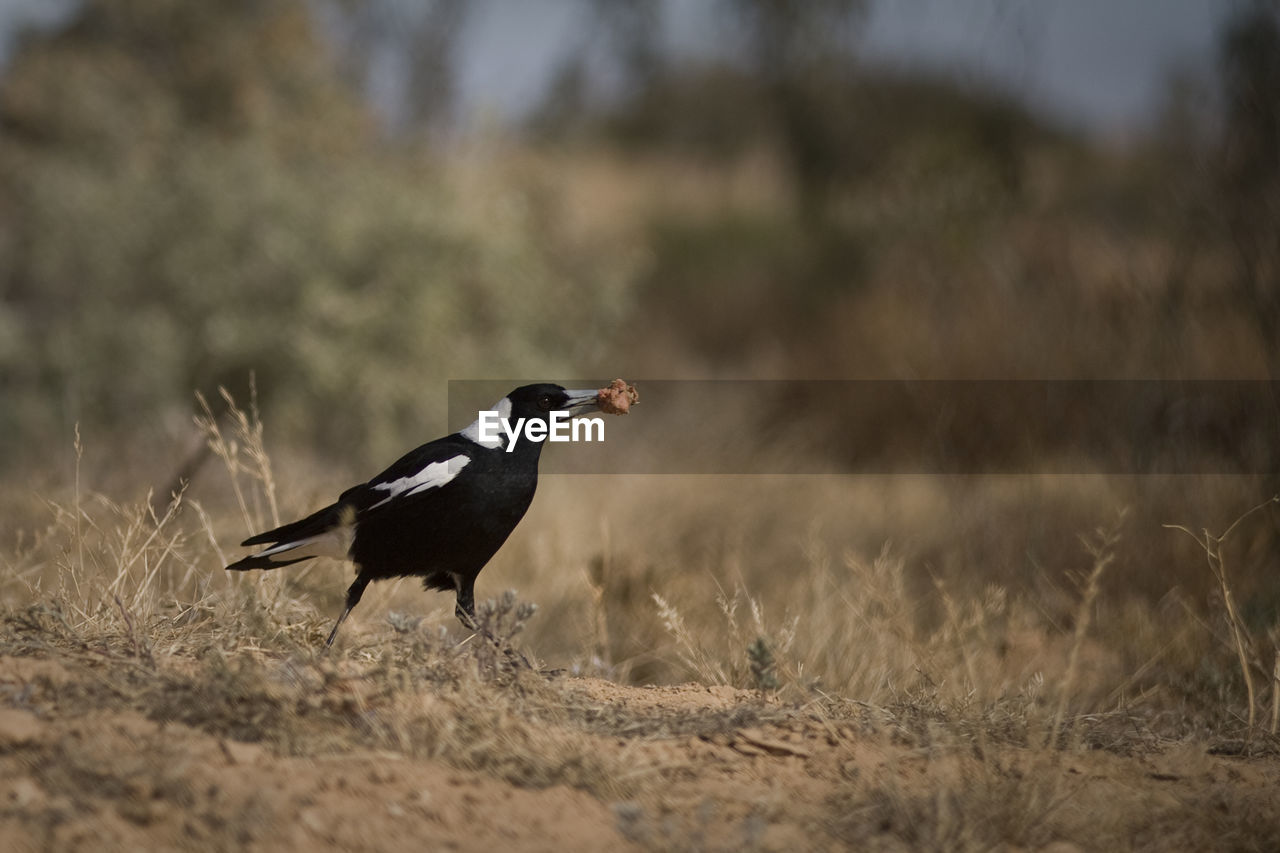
[2,395,1280,851]
[1166,496,1280,737]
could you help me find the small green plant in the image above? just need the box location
[747,635,779,692]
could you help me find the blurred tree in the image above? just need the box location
[1215,2,1280,499]
[727,0,866,217]
[326,0,467,134]
[1217,3,1280,381]
[537,0,870,218]
[592,0,664,90]
[531,0,663,142]
[0,0,371,153]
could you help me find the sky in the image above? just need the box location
[0,0,1244,138]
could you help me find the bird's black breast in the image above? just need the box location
[348,443,540,585]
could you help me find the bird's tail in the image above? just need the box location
[226,503,355,572]
[224,551,314,572]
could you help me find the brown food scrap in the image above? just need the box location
[597,379,639,415]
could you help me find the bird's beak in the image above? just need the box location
[563,389,600,414]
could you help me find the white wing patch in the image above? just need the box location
[368,454,470,509]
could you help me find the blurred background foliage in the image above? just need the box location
[0,0,1276,487]
[0,0,633,469]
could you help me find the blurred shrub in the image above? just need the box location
[639,212,865,364]
[0,0,633,470]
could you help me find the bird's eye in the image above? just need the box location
[536,394,554,411]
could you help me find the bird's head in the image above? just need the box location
[504,383,601,421]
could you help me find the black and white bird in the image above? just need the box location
[226,383,605,648]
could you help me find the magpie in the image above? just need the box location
[226,383,606,648]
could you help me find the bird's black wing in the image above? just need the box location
[228,435,476,570]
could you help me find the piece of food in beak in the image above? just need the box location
[597,379,639,415]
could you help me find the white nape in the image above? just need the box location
[461,396,513,449]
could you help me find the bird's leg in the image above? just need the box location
[453,576,477,631]
[453,574,509,651]
[453,576,536,671]
[325,575,370,650]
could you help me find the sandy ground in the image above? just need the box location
[2,651,1279,852]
